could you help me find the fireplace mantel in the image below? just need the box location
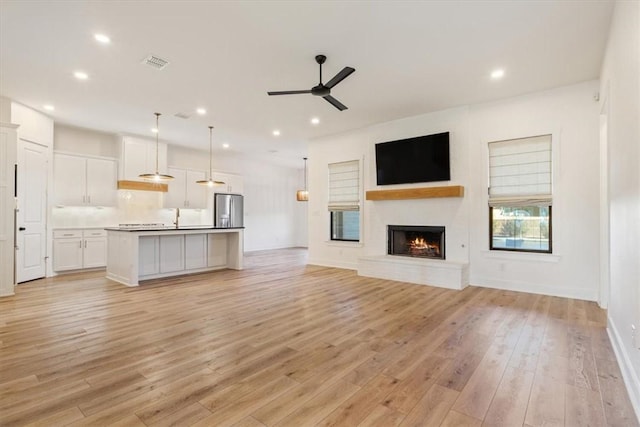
[365,185,464,201]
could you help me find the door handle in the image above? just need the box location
[19,227,26,231]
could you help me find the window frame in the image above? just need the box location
[330,210,360,242]
[489,205,552,254]
[328,159,362,243]
[487,133,554,254]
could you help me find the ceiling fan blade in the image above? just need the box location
[324,95,348,111]
[267,90,312,96]
[325,67,355,89]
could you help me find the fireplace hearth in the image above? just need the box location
[388,225,445,260]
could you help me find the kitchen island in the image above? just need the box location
[106,226,243,286]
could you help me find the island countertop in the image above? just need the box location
[105,226,244,232]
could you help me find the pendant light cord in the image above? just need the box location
[304,157,308,191]
[209,126,214,179]
[155,112,161,174]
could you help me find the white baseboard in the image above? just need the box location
[307,257,358,270]
[0,289,15,297]
[470,277,597,301]
[607,317,640,423]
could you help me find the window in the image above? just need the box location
[328,160,360,242]
[488,135,552,253]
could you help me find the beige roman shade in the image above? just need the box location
[488,134,552,207]
[328,160,360,211]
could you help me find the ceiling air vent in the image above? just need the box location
[174,112,192,119]
[142,54,169,70]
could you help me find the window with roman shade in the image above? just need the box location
[328,160,360,241]
[488,134,552,253]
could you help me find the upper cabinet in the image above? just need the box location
[164,167,207,209]
[54,153,117,206]
[212,172,244,195]
[119,136,167,181]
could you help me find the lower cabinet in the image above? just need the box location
[138,232,229,279]
[159,235,185,273]
[139,236,160,276]
[185,234,207,270]
[53,229,107,271]
[208,234,228,267]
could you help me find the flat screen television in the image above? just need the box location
[375,132,450,185]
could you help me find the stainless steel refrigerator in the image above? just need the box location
[214,193,244,228]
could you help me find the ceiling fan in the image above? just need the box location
[267,55,355,111]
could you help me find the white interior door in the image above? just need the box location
[16,140,47,283]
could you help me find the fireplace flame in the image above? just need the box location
[410,237,436,250]
[408,237,440,256]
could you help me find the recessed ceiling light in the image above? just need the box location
[151,128,158,133]
[74,71,89,80]
[94,34,111,44]
[310,117,320,125]
[222,143,230,149]
[272,130,281,136]
[491,69,505,80]
[43,104,55,111]
[196,108,206,115]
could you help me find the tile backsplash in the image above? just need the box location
[52,190,212,228]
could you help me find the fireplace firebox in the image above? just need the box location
[387,225,445,260]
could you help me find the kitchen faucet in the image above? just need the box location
[173,208,180,228]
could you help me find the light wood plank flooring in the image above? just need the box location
[0,248,637,426]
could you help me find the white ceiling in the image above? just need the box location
[0,1,613,168]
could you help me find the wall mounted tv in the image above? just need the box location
[375,132,450,185]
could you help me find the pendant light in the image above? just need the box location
[139,113,174,181]
[196,125,225,187]
[296,157,309,201]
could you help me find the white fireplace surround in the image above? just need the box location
[358,223,469,290]
[357,255,469,290]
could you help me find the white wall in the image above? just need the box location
[54,123,119,158]
[0,96,11,123]
[308,80,601,300]
[599,0,640,417]
[468,82,600,300]
[52,124,307,252]
[308,106,471,269]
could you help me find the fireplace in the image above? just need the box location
[387,225,445,260]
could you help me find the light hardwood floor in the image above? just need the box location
[0,248,637,426]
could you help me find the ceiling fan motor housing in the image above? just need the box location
[312,84,330,97]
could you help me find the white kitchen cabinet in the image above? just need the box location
[109,228,243,286]
[212,172,243,194]
[53,230,83,271]
[208,234,228,267]
[139,236,160,276]
[53,229,108,271]
[185,234,207,270]
[83,235,107,268]
[159,235,184,273]
[120,136,168,181]
[54,153,117,206]
[86,158,117,206]
[165,167,207,209]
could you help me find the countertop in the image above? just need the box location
[104,226,245,232]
